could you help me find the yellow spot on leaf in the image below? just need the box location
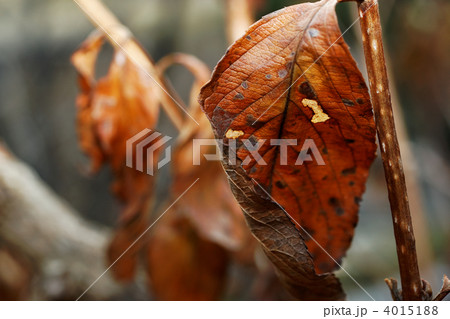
[225,129,244,139]
[301,99,330,123]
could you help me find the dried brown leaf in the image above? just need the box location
[145,213,228,301]
[199,0,377,299]
[71,34,160,281]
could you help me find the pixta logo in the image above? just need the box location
[126,129,172,176]
[127,129,325,176]
[193,138,325,166]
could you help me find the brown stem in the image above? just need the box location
[73,0,186,131]
[347,0,434,275]
[357,0,422,300]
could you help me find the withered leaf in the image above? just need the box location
[172,140,254,253]
[157,54,256,254]
[142,54,255,300]
[145,213,228,301]
[199,0,376,298]
[71,33,160,281]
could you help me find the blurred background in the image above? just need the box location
[0,0,448,300]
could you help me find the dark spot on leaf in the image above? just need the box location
[345,139,355,144]
[322,147,328,155]
[359,82,367,89]
[246,114,255,124]
[342,98,355,106]
[354,196,362,204]
[251,120,265,130]
[328,197,344,215]
[335,207,344,216]
[299,81,317,99]
[275,180,286,189]
[278,69,288,78]
[328,197,339,206]
[349,181,355,186]
[241,81,249,89]
[246,35,252,40]
[322,175,328,181]
[234,92,244,100]
[356,98,364,104]
[249,166,257,174]
[341,167,356,176]
[308,28,320,38]
[265,74,272,79]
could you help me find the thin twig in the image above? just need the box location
[357,0,422,300]
[433,275,450,301]
[73,0,186,131]
[347,2,434,274]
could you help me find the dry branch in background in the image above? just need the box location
[0,144,120,300]
[225,0,256,44]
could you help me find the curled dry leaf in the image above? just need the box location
[157,54,256,255]
[146,212,228,301]
[199,0,376,298]
[225,0,261,44]
[171,114,253,254]
[156,53,212,142]
[171,144,253,253]
[71,32,160,281]
[144,55,258,300]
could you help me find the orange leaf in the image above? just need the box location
[146,213,228,301]
[199,0,376,278]
[172,137,255,253]
[71,34,160,281]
